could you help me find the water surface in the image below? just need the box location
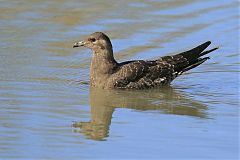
[0,0,239,159]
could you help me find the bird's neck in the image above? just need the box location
[90,49,118,87]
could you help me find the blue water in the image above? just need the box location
[0,0,239,159]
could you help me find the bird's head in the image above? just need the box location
[73,32,112,53]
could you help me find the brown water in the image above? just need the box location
[0,0,239,159]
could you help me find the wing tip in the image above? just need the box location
[206,41,211,44]
[203,41,211,47]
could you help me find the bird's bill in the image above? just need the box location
[73,41,85,48]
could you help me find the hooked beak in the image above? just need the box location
[73,41,85,48]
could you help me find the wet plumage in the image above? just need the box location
[73,32,218,89]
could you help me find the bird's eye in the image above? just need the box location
[89,38,96,42]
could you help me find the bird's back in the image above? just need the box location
[107,41,218,89]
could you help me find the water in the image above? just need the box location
[0,0,239,159]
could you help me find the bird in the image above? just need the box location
[73,32,218,89]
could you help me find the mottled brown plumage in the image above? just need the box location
[73,32,218,89]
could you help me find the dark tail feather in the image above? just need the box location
[159,41,218,76]
[172,41,218,75]
[199,47,219,57]
[178,57,210,75]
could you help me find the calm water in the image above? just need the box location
[0,0,239,159]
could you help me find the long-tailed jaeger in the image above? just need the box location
[73,32,218,89]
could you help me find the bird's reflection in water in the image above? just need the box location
[73,87,208,140]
